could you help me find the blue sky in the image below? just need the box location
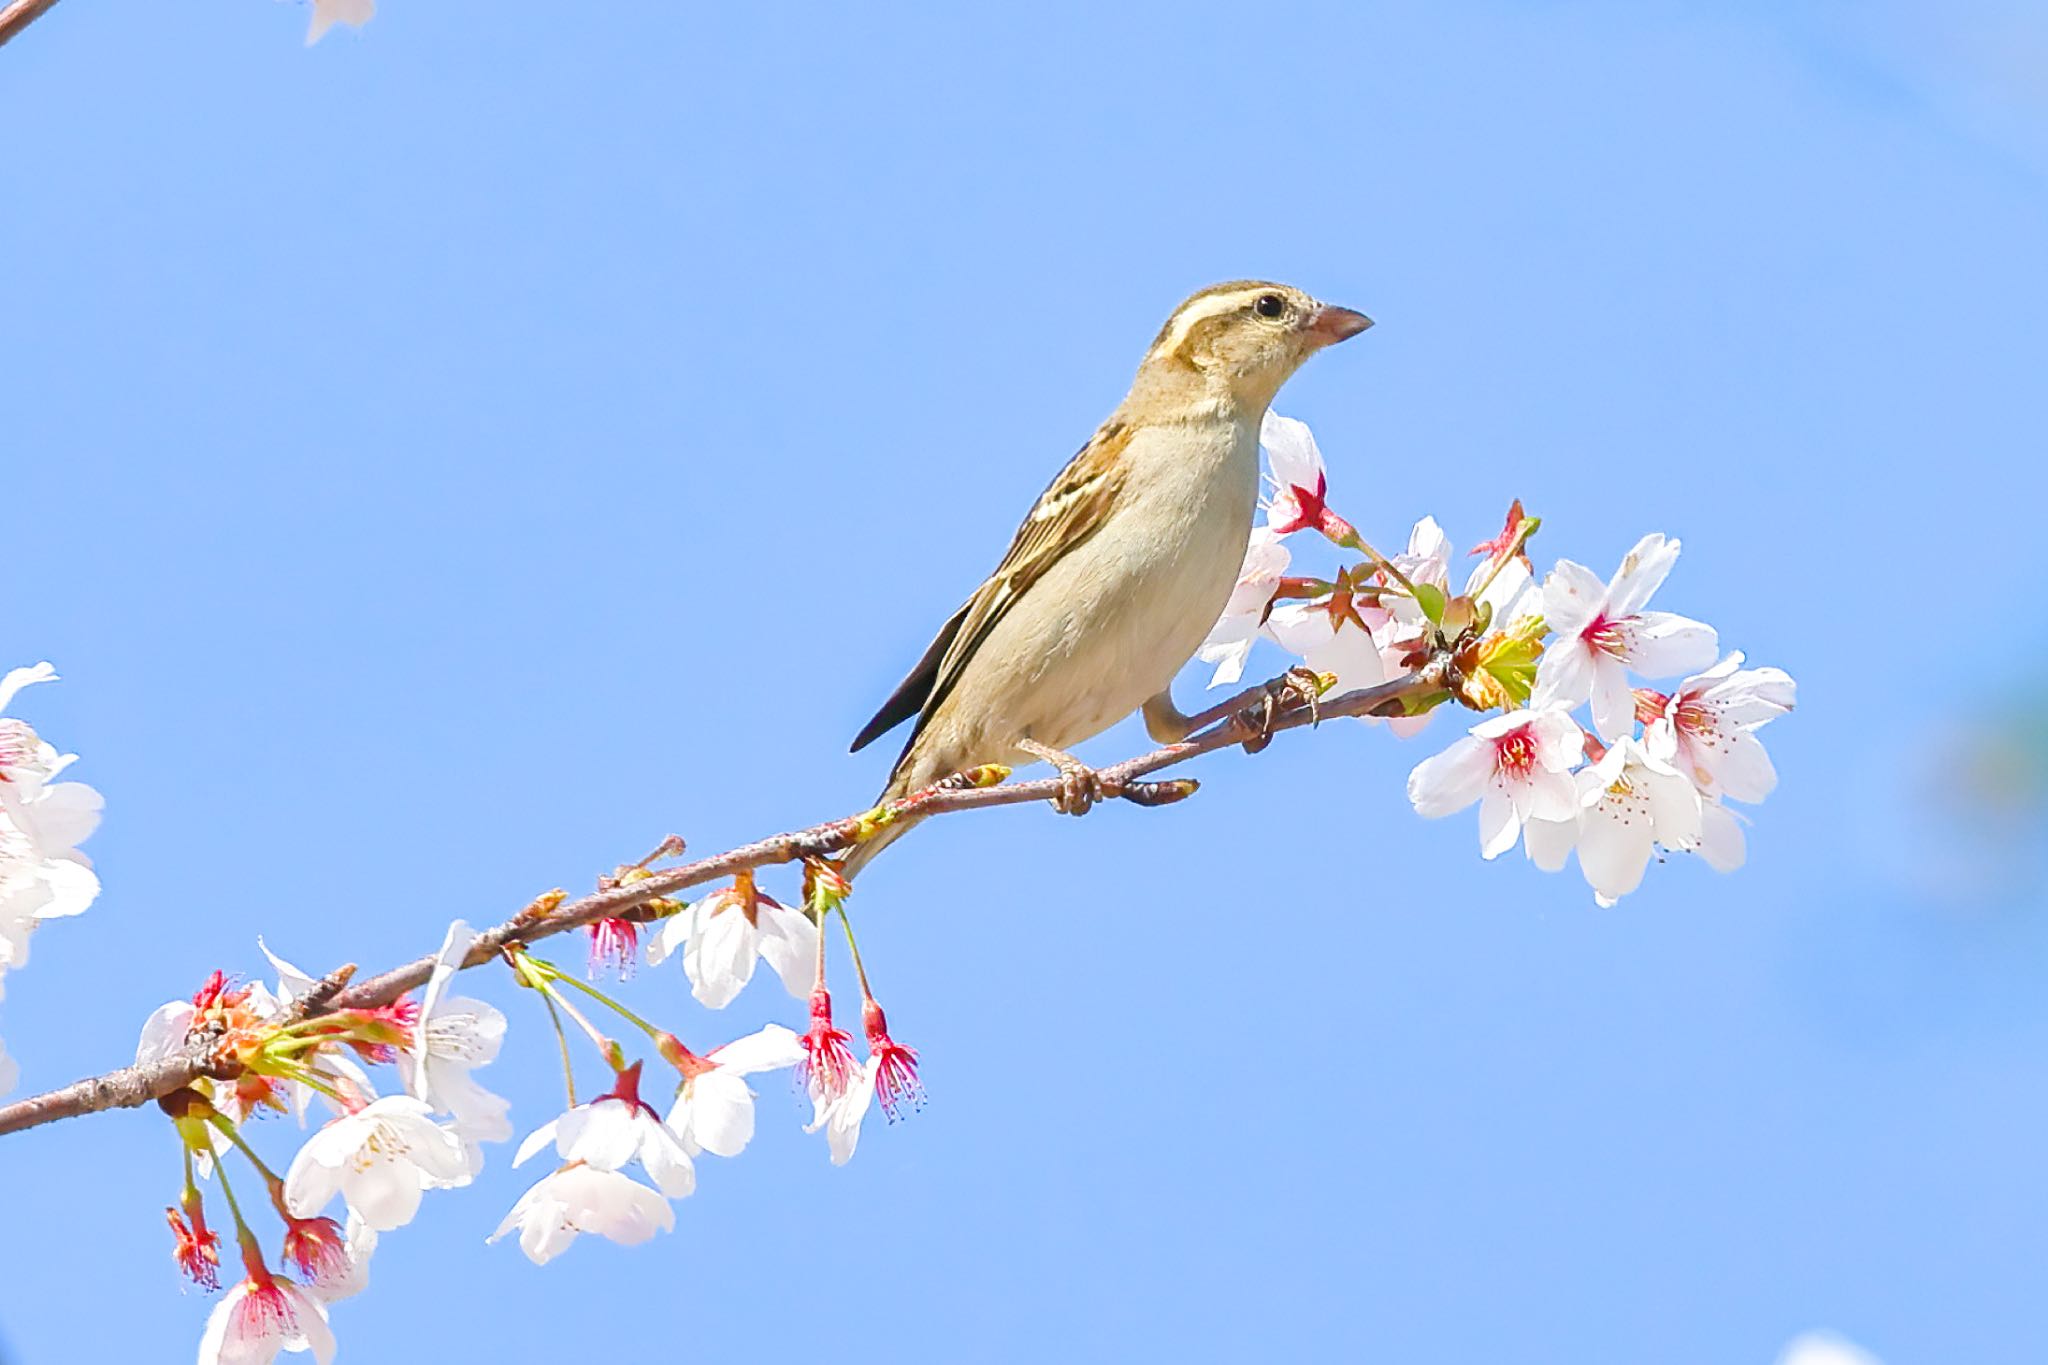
[3,2,2045,1361]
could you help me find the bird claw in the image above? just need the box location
[1236,666,1326,754]
[1017,739,1114,816]
[1053,765,1102,816]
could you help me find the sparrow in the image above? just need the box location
[843,281,1372,875]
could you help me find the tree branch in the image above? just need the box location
[0,0,62,50]
[0,668,1446,1138]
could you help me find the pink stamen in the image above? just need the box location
[586,917,639,980]
[1493,724,1538,778]
[1583,613,1630,658]
[230,1276,299,1342]
[861,999,925,1122]
[167,1206,222,1290]
[281,1216,347,1284]
[799,988,856,1103]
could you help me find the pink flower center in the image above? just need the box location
[1584,613,1631,658]
[1493,726,1537,778]
[1267,474,1328,536]
[282,1217,348,1283]
[1674,698,1716,739]
[231,1278,299,1344]
[0,720,37,778]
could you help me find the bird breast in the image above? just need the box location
[1003,417,1261,749]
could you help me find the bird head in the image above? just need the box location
[1135,281,1372,411]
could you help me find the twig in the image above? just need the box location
[0,0,62,50]
[0,668,1445,1138]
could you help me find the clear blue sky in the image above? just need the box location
[3,2,2045,1361]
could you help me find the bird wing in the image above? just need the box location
[849,419,1134,759]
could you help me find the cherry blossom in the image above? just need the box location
[281,1218,342,1297]
[0,781,100,923]
[861,999,925,1122]
[797,987,859,1106]
[294,1212,375,1304]
[663,1023,805,1159]
[488,1162,675,1266]
[1533,534,1719,740]
[399,919,511,1148]
[514,1063,695,1198]
[0,1034,14,1096]
[168,1204,223,1290]
[197,1270,335,1365]
[806,1054,880,1166]
[1259,411,1345,538]
[305,0,374,45]
[1407,708,1587,858]
[645,878,816,1009]
[283,1095,472,1231]
[1197,528,1293,687]
[1637,652,1796,803]
[1371,516,1451,635]
[0,666,101,930]
[1525,738,1704,905]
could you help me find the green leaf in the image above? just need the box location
[1411,582,1446,624]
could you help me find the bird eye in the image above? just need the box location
[1253,293,1287,319]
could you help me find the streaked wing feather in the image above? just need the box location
[850,421,1133,769]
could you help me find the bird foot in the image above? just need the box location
[1016,739,1112,816]
[1236,666,1327,754]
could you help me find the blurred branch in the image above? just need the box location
[0,0,61,49]
[0,667,1445,1138]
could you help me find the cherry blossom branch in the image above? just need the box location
[0,668,1446,1139]
[0,0,62,49]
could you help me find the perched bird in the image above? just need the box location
[844,281,1372,875]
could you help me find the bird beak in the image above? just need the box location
[1303,305,1374,348]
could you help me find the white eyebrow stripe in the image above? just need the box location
[1149,289,1268,359]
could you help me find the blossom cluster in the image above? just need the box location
[1201,413,1796,906]
[0,663,105,1096]
[145,854,918,1362]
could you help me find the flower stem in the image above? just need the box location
[834,906,875,1003]
[538,988,578,1109]
[207,1111,285,1189]
[511,951,622,1072]
[212,1153,257,1248]
[1341,532,1420,597]
[812,892,830,993]
[547,971,666,1042]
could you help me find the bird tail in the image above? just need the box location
[836,770,919,881]
[837,813,915,881]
